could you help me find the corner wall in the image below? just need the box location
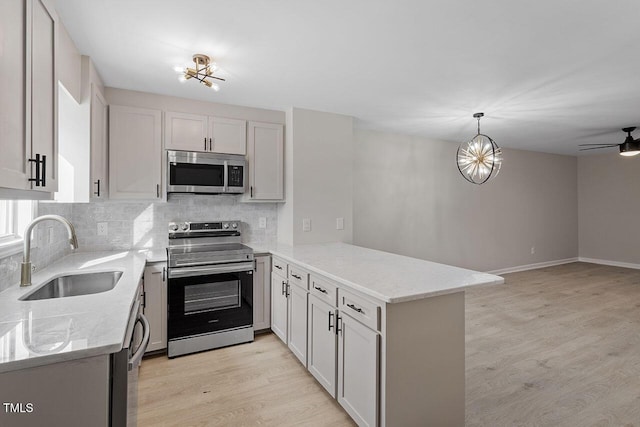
[278,108,353,245]
[353,129,578,272]
[578,152,640,266]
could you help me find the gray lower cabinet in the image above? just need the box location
[143,262,167,353]
[253,256,271,331]
[286,280,308,366]
[337,312,379,427]
[0,355,110,427]
[270,272,288,343]
[307,294,338,397]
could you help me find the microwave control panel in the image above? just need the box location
[228,166,244,187]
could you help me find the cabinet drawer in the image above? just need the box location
[338,288,380,332]
[272,257,288,279]
[288,265,309,290]
[310,275,338,307]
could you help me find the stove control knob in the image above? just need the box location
[180,223,189,231]
[231,223,238,229]
[169,224,178,232]
[223,223,230,229]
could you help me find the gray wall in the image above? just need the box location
[278,108,353,245]
[353,129,579,272]
[578,152,640,264]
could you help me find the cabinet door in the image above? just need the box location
[253,256,271,331]
[165,111,208,152]
[0,0,30,190]
[308,294,337,397]
[270,273,288,344]
[30,0,58,193]
[109,105,162,199]
[287,282,308,366]
[247,122,284,200]
[90,84,108,199]
[143,263,167,353]
[337,314,379,427]
[209,117,246,155]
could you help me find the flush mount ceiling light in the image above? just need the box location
[579,127,640,157]
[174,54,225,91]
[456,113,503,184]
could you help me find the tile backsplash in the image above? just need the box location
[0,195,277,292]
[72,194,278,251]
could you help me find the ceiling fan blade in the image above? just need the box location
[579,146,617,151]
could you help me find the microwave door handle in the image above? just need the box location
[223,160,228,193]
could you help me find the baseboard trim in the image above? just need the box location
[577,257,640,270]
[487,258,579,275]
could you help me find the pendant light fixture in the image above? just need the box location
[456,113,503,184]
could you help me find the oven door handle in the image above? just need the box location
[168,262,254,278]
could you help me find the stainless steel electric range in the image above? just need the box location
[166,220,254,358]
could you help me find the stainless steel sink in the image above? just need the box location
[20,271,123,301]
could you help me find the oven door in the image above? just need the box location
[167,263,253,339]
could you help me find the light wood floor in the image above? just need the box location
[138,332,355,427]
[139,262,640,426]
[466,262,640,426]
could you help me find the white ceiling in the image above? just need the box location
[55,0,640,156]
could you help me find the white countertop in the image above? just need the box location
[143,248,167,263]
[269,243,504,303]
[0,251,146,373]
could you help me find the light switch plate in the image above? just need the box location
[97,222,108,236]
[259,217,267,229]
[302,218,311,232]
[336,217,344,230]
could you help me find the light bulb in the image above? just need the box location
[173,65,184,74]
[210,82,220,92]
[620,150,640,157]
[178,75,186,83]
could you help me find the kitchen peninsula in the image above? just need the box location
[265,242,504,426]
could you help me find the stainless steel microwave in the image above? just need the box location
[166,150,246,195]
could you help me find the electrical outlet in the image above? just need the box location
[531,246,536,255]
[97,222,108,236]
[258,217,267,229]
[336,217,344,230]
[302,218,311,232]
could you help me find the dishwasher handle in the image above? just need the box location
[128,313,150,371]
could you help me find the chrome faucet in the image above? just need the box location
[21,215,79,287]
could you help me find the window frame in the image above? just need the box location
[0,201,37,257]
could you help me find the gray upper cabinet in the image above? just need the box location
[165,111,246,155]
[109,105,162,200]
[246,121,284,201]
[0,0,58,199]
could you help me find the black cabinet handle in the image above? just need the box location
[94,179,101,197]
[28,154,41,186]
[41,155,46,187]
[328,311,334,331]
[250,186,253,198]
[204,137,207,151]
[314,285,327,294]
[347,303,364,314]
[156,184,160,198]
[209,138,212,151]
[281,280,286,296]
[291,274,301,280]
[274,265,282,270]
[286,284,290,297]
[336,315,343,336]
[162,267,166,282]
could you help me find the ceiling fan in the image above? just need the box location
[579,127,640,156]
